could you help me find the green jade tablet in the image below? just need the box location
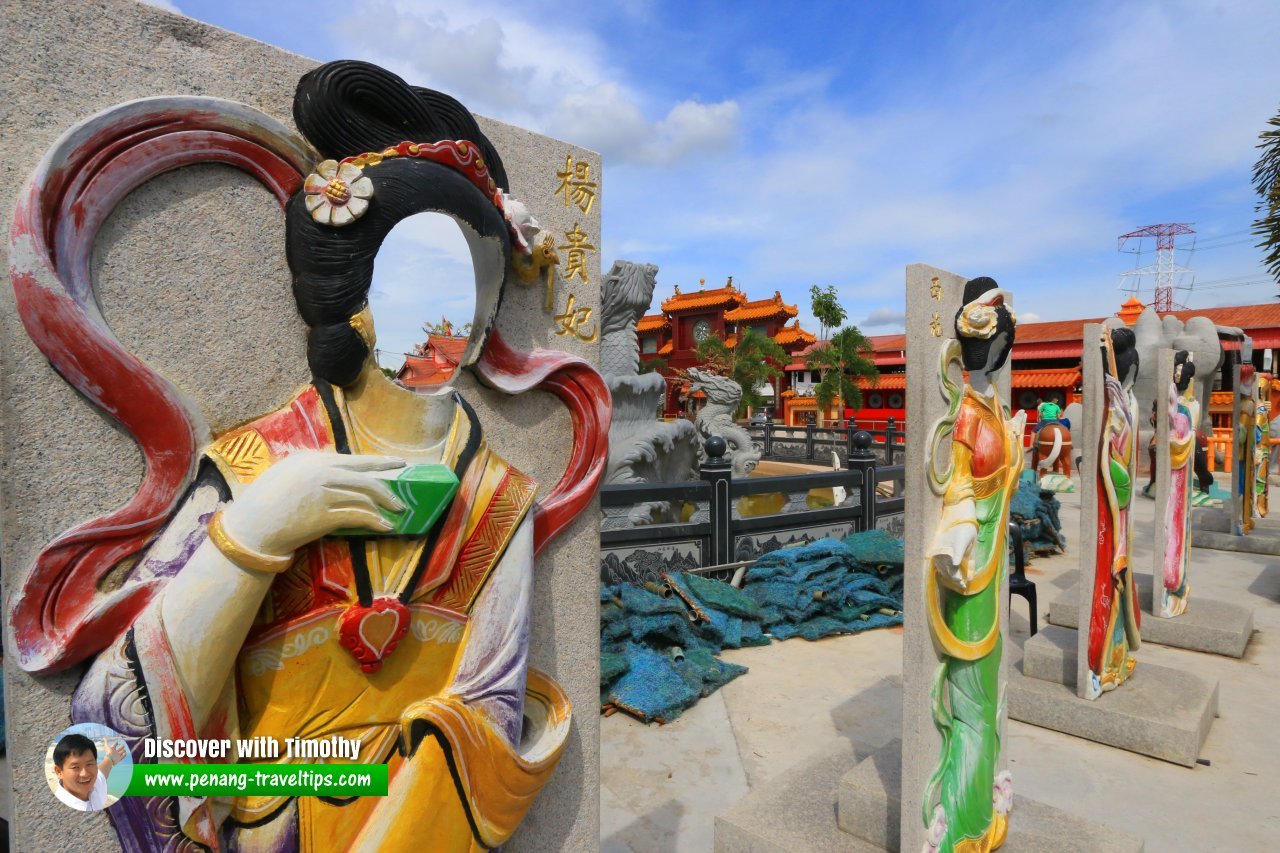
[335,464,460,537]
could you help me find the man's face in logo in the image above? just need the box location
[55,748,98,799]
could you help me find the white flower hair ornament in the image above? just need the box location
[303,160,374,226]
[956,289,1015,340]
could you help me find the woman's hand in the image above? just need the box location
[931,521,978,591]
[219,452,406,557]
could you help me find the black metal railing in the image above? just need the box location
[743,417,905,466]
[600,433,906,584]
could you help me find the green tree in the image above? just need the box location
[695,328,788,415]
[1253,109,1280,284]
[804,326,879,421]
[809,284,847,340]
[638,355,669,375]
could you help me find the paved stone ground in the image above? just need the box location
[601,476,1280,851]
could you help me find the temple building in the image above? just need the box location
[395,334,469,388]
[637,278,816,415]
[783,295,1280,430]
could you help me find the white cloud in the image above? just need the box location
[861,307,906,328]
[299,0,1280,336]
[553,88,738,165]
[341,3,738,166]
[603,0,1280,325]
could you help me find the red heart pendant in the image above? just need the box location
[338,598,410,673]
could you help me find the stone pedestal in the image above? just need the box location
[1010,625,1219,767]
[713,740,1147,852]
[1047,572,1254,658]
[1192,508,1280,555]
[835,741,1145,853]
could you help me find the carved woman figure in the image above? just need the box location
[1236,364,1258,534]
[923,277,1023,853]
[10,62,605,852]
[1161,352,1197,618]
[1254,374,1271,519]
[1085,327,1141,699]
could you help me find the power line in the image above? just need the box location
[1178,237,1255,252]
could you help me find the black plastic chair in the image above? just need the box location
[1007,521,1038,636]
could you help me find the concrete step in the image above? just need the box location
[1012,625,1219,767]
[714,737,1146,852]
[835,739,1144,852]
[1191,528,1280,555]
[1193,507,1280,535]
[1045,573,1253,658]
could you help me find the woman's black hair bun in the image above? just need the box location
[294,60,508,190]
[307,321,369,388]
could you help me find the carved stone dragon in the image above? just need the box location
[601,260,700,523]
[687,367,761,476]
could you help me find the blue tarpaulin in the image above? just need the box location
[601,530,904,724]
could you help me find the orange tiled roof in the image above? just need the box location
[636,314,668,333]
[661,285,747,314]
[857,373,904,390]
[800,302,1280,357]
[396,335,469,387]
[1012,369,1081,389]
[774,322,816,347]
[658,340,673,355]
[724,291,798,323]
[428,335,468,363]
[398,354,457,386]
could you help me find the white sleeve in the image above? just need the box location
[446,516,535,747]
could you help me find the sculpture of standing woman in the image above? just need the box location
[923,277,1023,853]
[1085,328,1141,699]
[1237,364,1258,534]
[1161,352,1197,618]
[1254,374,1271,519]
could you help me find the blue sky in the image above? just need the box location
[144,0,1280,360]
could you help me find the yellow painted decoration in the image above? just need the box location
[207,510,295,574]
[207,428,275,484]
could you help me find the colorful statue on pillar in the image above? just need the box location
[1161,352,1197,618]
[9,61,607,852]
[923,277,1023,853]
[1237,364,1258,534]
[1085,327,1141,699]
[1254,374,1272,520]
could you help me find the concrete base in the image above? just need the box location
[834,740,1144,852]
[715,739,880,852]
[1011,625,1219,767]
[1190,508,1280,554]
[714,738,1145,852]
[1194,507,1280,534]
[1190,529,1280,555]
[1046,573,1254,658]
